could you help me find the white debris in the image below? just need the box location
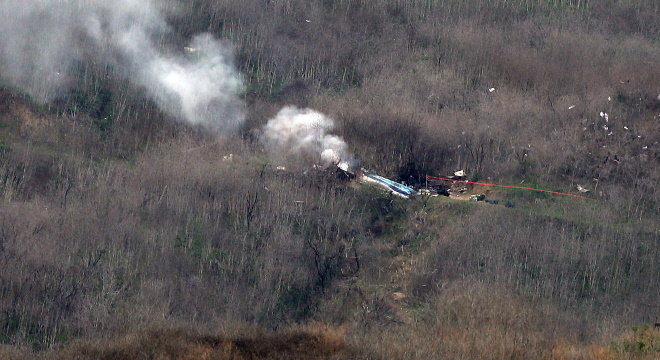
[608,96,611,101]
[419,189,432,195]
[488,88,495,92]
[183,46,196,52]
[454,170,466,177]
[577,185,590,193]
[603,125,609,130]
[568,105,576,110]
[222,153,233,162]
[276,166,286,171]
[599,112,609,122]
[642,146,648,149]
[623,126,629,130]
[657,94,660,100]
[305,19,311,23]
[607,132,613,136]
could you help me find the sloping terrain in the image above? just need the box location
[0,326,365,360]
[0,1,658,359]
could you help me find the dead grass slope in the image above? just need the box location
[0,326,370,360]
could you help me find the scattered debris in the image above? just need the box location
[222,153,233,162]
[488,88,496,92]
[568,105,576,110]
[183,46,196,52]
[599,112,609,122]
[356,167,595,205]
[608,96,611,101]
[419,189,433,196]
[610,154,620,164]
[426,175,599,202]
[447,170,467,181]
[305,19,311,23]
[624,126,629,130]
[276,166,286,171]
[577,185,590,193]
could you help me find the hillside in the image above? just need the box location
[0,1,658,359]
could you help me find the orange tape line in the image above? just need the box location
[425,175,600,202]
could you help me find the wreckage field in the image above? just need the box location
[1,1,658,359]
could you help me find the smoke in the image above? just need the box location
[0,1,351,165]
[0,0,244,134]
[261,106,355,169]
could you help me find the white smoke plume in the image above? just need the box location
[0,0,244,134]
[261,106,355,169]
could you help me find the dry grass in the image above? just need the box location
[0,324,364,360]
[2,322,657,360]
[346,282,659,360]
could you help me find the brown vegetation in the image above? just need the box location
[1,0,659,359]
[0,324,363,360]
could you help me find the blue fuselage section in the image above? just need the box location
[364,173,416,198]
